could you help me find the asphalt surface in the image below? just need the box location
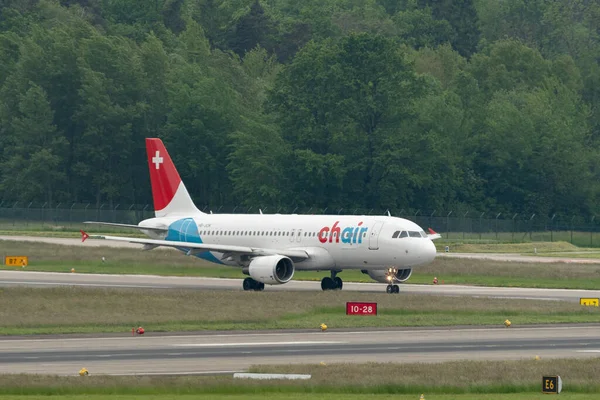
[2,270,600,302]
[2,235,600,376]
[1,326,600,375]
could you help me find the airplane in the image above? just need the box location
[81,138,440,293]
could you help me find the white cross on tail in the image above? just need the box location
[152,151,164,169]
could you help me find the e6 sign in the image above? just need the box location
[542,376,562,394]
[346,302,377,315]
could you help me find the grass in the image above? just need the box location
[438,241,584,253]
[0,286,598,334]
[0,359,599,397]
[4,240,600,289]
[441,230,600,248]
[0,393,596,399]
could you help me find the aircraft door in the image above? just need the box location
[297,229,303,242]
[289,229,295,242]
[369,221,384,250]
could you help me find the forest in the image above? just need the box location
[0,0,599,217]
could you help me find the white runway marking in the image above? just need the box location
[171,341,346,347]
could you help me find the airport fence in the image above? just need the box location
[2,202,600,246]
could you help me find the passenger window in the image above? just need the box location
[399,231,408,238]
[392,231,400,239]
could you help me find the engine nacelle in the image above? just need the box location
[362,268,413,283]
[246,255,295,285]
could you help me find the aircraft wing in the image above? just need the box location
[83,221,168,233]
[80,231,310,260]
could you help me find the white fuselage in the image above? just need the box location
[140,213,437,271]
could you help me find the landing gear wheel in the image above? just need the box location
[386,284,393,294]
[243,278,264,291]
[393,284,399,293]
[243,277,254,291]
[334,277,343,290]
[321,277,335,291]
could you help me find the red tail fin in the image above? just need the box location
[145,138,201,217]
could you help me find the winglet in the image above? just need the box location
[80,230,90,242]
[428,228,437,234]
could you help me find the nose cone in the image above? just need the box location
[422,239,437,264]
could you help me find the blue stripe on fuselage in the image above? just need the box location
[165,218,223,265]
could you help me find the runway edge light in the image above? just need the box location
[79,368,89,376]
[504,319,511,327]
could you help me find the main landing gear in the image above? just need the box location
[321,270,343,291]
[243,277,265,291]
[386,284,400,294]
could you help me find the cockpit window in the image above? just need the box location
[408,231,421,238]
[392,230,400,239]
[420,231,427,238]
[399,231,408,238]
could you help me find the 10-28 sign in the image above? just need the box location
[346,302,377,315]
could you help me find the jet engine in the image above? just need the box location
[245,255,295,285]
[362,268,413,283]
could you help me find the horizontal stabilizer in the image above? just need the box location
[427,228,442,240]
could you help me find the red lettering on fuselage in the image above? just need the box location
[318,221,368,244]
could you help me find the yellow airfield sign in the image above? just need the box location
[4,256,28,267]
[579,298,599,306]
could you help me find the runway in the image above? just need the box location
[2,236,600,376]
[1,270,600,302]
[1,326,599,375]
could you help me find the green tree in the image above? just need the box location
[269,33,429,209]
[227,0,276,57]
[467,39,552,94]
[475,84,595,214]
[1,84,67,204]
[73,34,144,206]
[476,0,550,51]
[393,6,454,49]
[417,0,480,57]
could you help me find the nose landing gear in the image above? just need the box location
[321,270,343,291]
[386,284,399,294]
